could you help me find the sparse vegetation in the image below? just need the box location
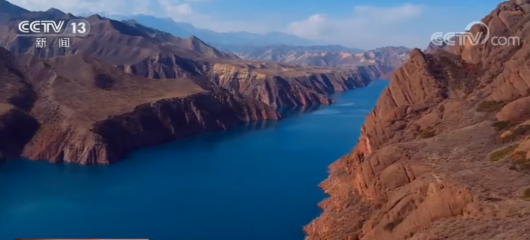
[511,151,527,162]
[420,127,436,139]
[492,121,512,131]
[522,188,530,201]
[384,217,404,231]
[509,151,530,173]
[513,125,530,136]
[420,130,435,138]
[501,125,530,142]
[476,100,506,112]
[490,145,518,161]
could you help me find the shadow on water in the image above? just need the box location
[126,104,326,157]
[0,105,320,177]
[279,104,326,118]
[0,80,391,240]
[0,84,381,180]
[160,119,280,151]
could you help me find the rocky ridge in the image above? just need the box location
[120,55,383,107]
[0,5,391,108]
[0,0,399,165]
[0,48,279,164]
[202,63,381,108]
[219,45,410,70]
[306,0,530,239]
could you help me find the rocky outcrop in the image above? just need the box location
[23,90,278,165]
[306,1,530,239]
[0,8,391,110]
[0,106,39,158]
[119,54,385,107]
[0,49,278,165]
[118,53,203,79]
[0,1,393,165]
[202,63,382,107]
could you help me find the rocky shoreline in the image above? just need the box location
[22,90,280,165]
[0,2,406,165]
[0,44,391,165]
[305,0,530,239]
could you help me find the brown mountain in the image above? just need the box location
[0,1,397,164]
[306,0,530,239]
[0,47,279,164]
[219,45,410,70]
[0,3,391,109]
[0,13,236,62]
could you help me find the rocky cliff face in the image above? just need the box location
[201,63,383,107]
[23,90,278,165]
[0,6,392,109]
[306,1,530,239]
[0,107,39,159]
[0,49,279,165]
[119,53,385,107]
[0,1,395,165]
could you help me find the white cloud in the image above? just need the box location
[192,19,272,33]
[6,0,427,48]
[286,4,425,49]
[353,4,422,23]
[287,14,328,39]
[156,0,271,33]
[158,0,192,16]
[7,0,270,33]
[131,0,156,15]
[167,14,273,34]
[8,0,125,14]
[7,0,192,15]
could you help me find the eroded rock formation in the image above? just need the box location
[0,6,390,109]
[0,49,279,164]
[0,0,398,165]
[306,0,530,239]
[118,55,384,107]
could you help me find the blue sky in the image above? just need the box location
[9,0,503,49]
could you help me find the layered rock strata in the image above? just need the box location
[306,1,530,239]
[0,49,278,164]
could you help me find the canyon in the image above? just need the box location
[3,0,530,239]
[0,48,279,164]
[0,0,408,165]
[0,81,390,240]
[305,0,530,239]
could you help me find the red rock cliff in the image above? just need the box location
[0,10,391,110]
[119,53,385,108]
[0,50,279,165]
[22,90,278,165]
[306,1,530,239]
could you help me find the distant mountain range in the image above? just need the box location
[220,45,410,69]
[86,13,322,47]
[82,12,412,70]
[0,0,397,164]
[220,45,365,54]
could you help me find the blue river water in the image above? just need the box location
[0,80,388,240]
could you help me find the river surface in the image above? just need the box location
[0,80,388,240]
